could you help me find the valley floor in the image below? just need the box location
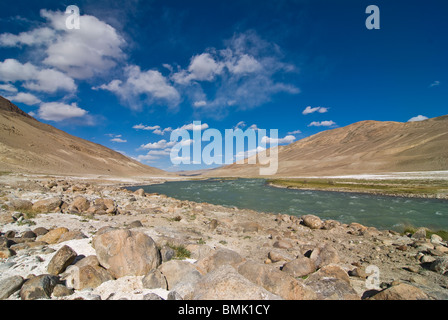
[0,173,447,300]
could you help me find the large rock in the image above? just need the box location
[32,197,62,213]
[57,231,87,243]
[0,275,24,300]
[47,245,77,275]
[304,266,359,300]
[192,265,282,300]
[38,227,69,244]
[302,215,323,230]
[142,269,168,290]
[159,260,203,290]
[195,248,245,273]
[430,257,448,275]
[412,228,427,240]
[63,264,114,290]
[268,250,294,263]
[238,261,316,300]
[70,196,90,213]
[93,229,161,278]
[8,199,33,211]
[281,257,316,278]
[369,283,430,300]
[20,274,59,300]
[310,245,340,269]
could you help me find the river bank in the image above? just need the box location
[0,174,447,300]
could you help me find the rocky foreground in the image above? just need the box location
[0,175,447,300]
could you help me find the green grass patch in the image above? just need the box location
[167,244,191,260]
[402,226,448,241]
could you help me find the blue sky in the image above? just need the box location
[0,0,447,171]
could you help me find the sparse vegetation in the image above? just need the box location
[403,226,448,241]
[167,244,191,260]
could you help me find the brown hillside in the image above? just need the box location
[0,96,166,177]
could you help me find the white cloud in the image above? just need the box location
[302,106,328,115]
[0,83,18,93]
[133,124,172,135]
[176,122,209,131]
[97,65,180,109]
[288,129,302,135]
[193,100,207,108]
[234,121,246,130]
[308,120,336,127]
[111,138,127,143]
[0,59,76,93]
[408,115,428,122]
[429,81,440,88]
[37,102,87,121]
[248,124,259,130]
[6,92,41,105]
[261,135,296,145]
[172,53,224,84]
[140,139,176,150]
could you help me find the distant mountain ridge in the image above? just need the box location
[206,115,448,177]
[0,96,166,177]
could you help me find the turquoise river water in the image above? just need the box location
[129,178,448,232]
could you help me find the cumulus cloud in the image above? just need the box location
[176,122,209,131]
[37,102,88,121]
[111,138,127,143]
[140,139,176,150]
[408,115,429,122]
[308,120,336,127]
[234,121,247,130]
[6,92,41,105]
[133,124,172,135]
[0,59,76,93]
[0,83,18,93]
[288,129,302,135]
[96,65,180,110]
[302,106,328,115]
[0,10,126,80]
[261,135,296,145]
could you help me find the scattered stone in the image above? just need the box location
[32,197,62,213]
[0,213,14,224]
[63,264,114,290]
[142,269,168,290]
[9,199,33,211]
[21,231,36,239]
[0,248,15,259]
[305,271,359,300]
[430,257,448,275]
[281,257,316,278]
[412,228,427,240]
[302,215,323,230]
[128,220,143,228]
[167,291,183,300]
[310,245,340,268]
[238,260,316,300]
[268,250,294,263]
[369,283,430,300]
[349,267,368,279]
[58,230,87,243]
[47,245,77,275]
[195,248,245,273]
[33,227,49,236]
[93,228,161,278]
[70,196,90,213]
[160,245,175,262]
[52,284,74,298]
[192,265,281,300]
[237,222,262,233]
[431,234,443,245]
[38,227,69,244]
[273,240,293,249]
[159,260,202,290]
[134,189,145,197]
[0,276,24,300]
[19,274,59,300]
[143,293,164,300]
[5,231,15,239]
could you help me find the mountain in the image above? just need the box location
[206,115,448,177]
[0,96,166,177]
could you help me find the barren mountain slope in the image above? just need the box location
[0,96,166,177]
[207,116,448,177]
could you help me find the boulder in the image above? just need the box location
[63,265,114,290]
[21,231,36,239]
[47,245,77,275]
[32,197,62,213]
[144,293,164,300]
[412,228,427,240]
[430,257,448,275]
[134,189,145,197]
[160,245,176,262]
[128,220,144,228]
[281,257,316,278]
[0,248,15,259]
[430,234,443,245]
[142,269,168,290]
[93,228,161,278]
[159,260,203,289]
[33,227,49,236]
[70,196,90,213]
[0,275,24,300]
[8,199,33,211]
[302,215,323,230]
[195,248,245,273]
[310,245,340,269]
[57,231,87,243]
[185,244,214,260]
[268,250,294,263]
[52,284,74,298]
[273,240,293,249]
[191,265,282,300]
[238,261,316,300]
[19,274,59,300]
[304,266,359,300]
[38,227,69,244]
[369,283,430,300]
